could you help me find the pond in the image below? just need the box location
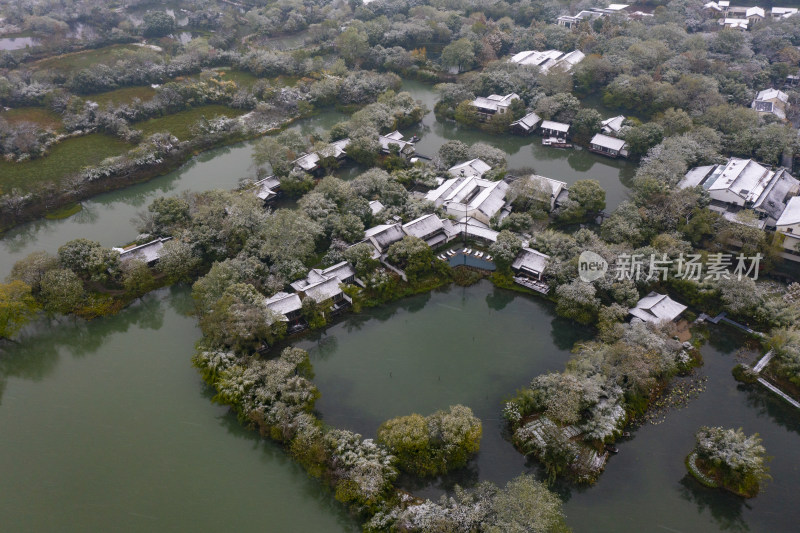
[0,287,358,532]
[2,279,798,531]
[0,36,39,50]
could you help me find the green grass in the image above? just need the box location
[89,86,158,108]
[44,203,82,220]
[0,107,63,131]
[31,44,162,75]
[0,133,131,193]
[136,105,246,140]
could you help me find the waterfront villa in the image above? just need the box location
[402,213,448,247]
[378,131,416,157]
[113,237,172,266]
[518,175,570,211]
[448,159,492,179]
[263,292,303,325]
[601,115,626,135]
[775,196,800,262]
[751,88,789,120]
[629,292,687,324]
[364,223,406,254]
[252,175,281,204]
[589,134,629,158]
[509,49,586,72]
[540,120,570,138]
[510,112,542,135]
[511,247,549,281]
[426,173,509,225]
[679,158,800,228]
[471,93,520,120]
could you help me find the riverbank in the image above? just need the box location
[0,109,307,236]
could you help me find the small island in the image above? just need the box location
[686,426,769,498]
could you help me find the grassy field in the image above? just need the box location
[0,133,130,193]
[31,44,162,75]
[0,107,64,130]
[136,105,246,140]
[89,85,158,108]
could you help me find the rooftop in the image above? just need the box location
[776,196,800,227]
[590,133,627,151]
[511,247,550,276]
[540,120,570,133]
[264,292,302,318]
[448,159,492,178]
[629,292,687,324]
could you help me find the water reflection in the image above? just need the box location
[678,476,750,532]
[0,289,169,405]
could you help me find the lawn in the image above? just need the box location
[31,44,162,75]
[89,85,158,108]
[0,133,130,193]
[136,105,246,140]
[0,107,64,131]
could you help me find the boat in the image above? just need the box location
[409,135,420,143]
[542,137,572,148]
[605,445,619,454]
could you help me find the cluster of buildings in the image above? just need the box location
[509,49,586,73]
[703,2,798,29]
[556,4,653,29]
[679,157,800,261]
[471,92,630,158]
[291,131,417,176]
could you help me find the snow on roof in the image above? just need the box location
[264,292,302,317]
[511,112,542,130]
[378,131,414,152]
[303,277,343,303]
[528,174,568,197]
[448,159,492,178]
[776,196,800,227]
[252,175,280,201]
[753,169,799,222]
[721,18,749,29]
[293,152,320,171]
[443,219,500,242]
[115,237,172,264]
[746,6,765,17]
[708,158,774,203]
[607,3,629,10]
[755,88,788,101]
[540,120,569,133]
[591,133,627,151]
[318,261,356,283]
[472,94,519,111]
[369,200,385,215]
[679,165,717,189]
[509,50,583,72]
[601,115,625,133]
[365,223,405,250]
[402,214,444,239]
[511,247,550,276]
[773,7,798,17]
[629,292,687,324]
